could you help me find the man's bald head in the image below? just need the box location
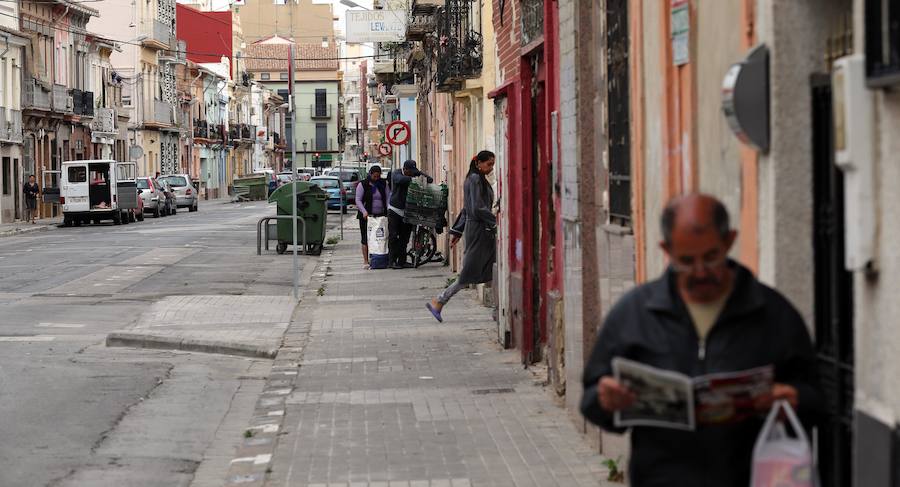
[660,194,731,246]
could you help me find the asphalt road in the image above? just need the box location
[0,199,340,486]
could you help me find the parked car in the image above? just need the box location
[309,176,347,213]
[137,177,166,218]
[324,167,364,206]
[157,180,177,216]
[157,174,198,212]
[297,167,317,180]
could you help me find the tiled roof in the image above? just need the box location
[244,42,339,72]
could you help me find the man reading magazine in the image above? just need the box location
[580,194,823,487]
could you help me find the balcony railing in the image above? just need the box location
[71,89,95,117]
[228,123,258,144]
[23,79,51,111]
[309,104,333,119]
[435,0,483,89]
[312,138,335,152]
[52,84,72,114]
[520,0,544,46]
[84,91,94,116]
[0,109,23,143]
[193,119,225,141]
[143,19,174,50]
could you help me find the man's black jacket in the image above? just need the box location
[580,261,823,487]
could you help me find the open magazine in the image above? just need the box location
[612,357,774,431]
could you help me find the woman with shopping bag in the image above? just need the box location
[426,151,496,322]
[355,165,390,269]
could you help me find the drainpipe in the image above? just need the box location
[0,34,10,59]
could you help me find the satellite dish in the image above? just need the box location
[129,145,144,160]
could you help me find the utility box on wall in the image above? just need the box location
[832,54,876,273]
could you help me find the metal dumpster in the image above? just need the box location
[268,181,328,255]
[233,174,268,201]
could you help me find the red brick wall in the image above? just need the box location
[492,0,520,85]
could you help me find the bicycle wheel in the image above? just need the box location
[422,229,437,264]
[411,227,438,268]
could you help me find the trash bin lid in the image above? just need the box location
[268,181,314,203]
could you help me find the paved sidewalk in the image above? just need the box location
[226,224,614,487]
[0,216,61,238]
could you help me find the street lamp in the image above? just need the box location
[339,0,370,9]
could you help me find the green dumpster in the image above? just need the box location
[233,174,268,201]
[268,181,328,255]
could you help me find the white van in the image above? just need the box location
[59,160,138,226]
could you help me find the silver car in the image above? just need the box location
[137,177,168,218]
[158,174,198,212]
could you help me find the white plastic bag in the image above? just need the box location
[750,400,816,487]
[367,215,388,255]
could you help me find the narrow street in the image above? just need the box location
[0,200,337,486]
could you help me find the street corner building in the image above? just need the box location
[370,0,900,485]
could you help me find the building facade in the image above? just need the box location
[0,29,28,223]
[244,38,342,170]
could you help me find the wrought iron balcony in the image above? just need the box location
[193,119,210,139]
[309,104,333,119]
[0,109,23,143]
[520,0,544,45]
[434,0,483,88]
[71,90,95,117]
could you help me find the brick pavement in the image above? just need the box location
[107,293,297,358]
[227,225,616,487]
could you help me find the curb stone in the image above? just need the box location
[223,249,334,487]
[0,225,54,238]
[106,332,279,359]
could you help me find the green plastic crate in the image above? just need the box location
[406,182,448,210]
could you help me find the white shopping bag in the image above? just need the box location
[367,216,388,256]
[750,400,816,487]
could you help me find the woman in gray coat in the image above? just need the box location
[426,150,496,322]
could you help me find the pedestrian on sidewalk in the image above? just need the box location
[355,165,390,268]
[388,159,433,269]
[23,175,39,224]
[426,151,496,322]
[580,193,823,487]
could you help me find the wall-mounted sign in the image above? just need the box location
[346,10,407,43]
[722,44,770,153]
[671,0,690,66]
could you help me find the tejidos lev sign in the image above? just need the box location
[345,10,407,43]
